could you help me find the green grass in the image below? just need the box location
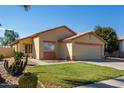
[28,62,124,88]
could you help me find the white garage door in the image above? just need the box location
[75,44,102,60]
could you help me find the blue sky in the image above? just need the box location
[0,5,124,38]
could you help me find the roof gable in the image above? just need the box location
[31,25,76,37]
[62,32,106,43]
[11,25,76,45]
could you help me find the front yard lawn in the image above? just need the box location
[28,62,124,88]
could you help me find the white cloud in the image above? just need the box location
[0,27,5,30]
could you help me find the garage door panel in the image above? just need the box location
[74,43,102,60]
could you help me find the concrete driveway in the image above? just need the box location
[76,76,124,88]
[83,57,124,70]
[76,57,124,88]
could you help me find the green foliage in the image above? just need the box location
[18,72,38,88]
[4,56,28,76]
[0,29,19,46]
[94,25,119,53]
[0,54,5,61]
[13,51,24,61]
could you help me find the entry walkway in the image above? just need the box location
[28,58,69,65]
[28,58,49,65]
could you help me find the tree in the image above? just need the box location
[0,6,29,46]
[94,25,119,54]
[0,29,19,46]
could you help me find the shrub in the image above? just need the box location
[4,56,28,76]
[18,72,38,88]
[13,51,24,61]
[0,54,5,61]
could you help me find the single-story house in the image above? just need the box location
[11,26,106,60]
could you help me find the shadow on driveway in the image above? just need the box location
[63,79,118,88]
[80,82,118,88]
[82,57,124,63]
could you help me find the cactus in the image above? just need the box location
[4,56,28,76]
[18,72,38,88]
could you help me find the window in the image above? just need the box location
[25,44,32,53]
[43,42,55,51]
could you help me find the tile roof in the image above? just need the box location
[62,32,106,43]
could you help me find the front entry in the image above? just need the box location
[24,44,32,57]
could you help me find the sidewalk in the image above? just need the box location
[76,76,124,88]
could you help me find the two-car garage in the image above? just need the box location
[61,32,105,60]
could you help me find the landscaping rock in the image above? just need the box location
[0,59,37,88]
[0,82,18,88]
[0,61,18,88]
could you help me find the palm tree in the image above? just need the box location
[22,5,30,11]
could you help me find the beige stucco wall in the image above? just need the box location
[38,27,75,59]
[12,43,21,52]
[72,34,104,60]
[73,34,104,44]
[60,42,72,59]
[33,37,40,59]
[0,47,14,57]
[12,44,18,51]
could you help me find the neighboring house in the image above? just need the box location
[118,37,124,57]
[11,26,106,60]
[119,37,124,52]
